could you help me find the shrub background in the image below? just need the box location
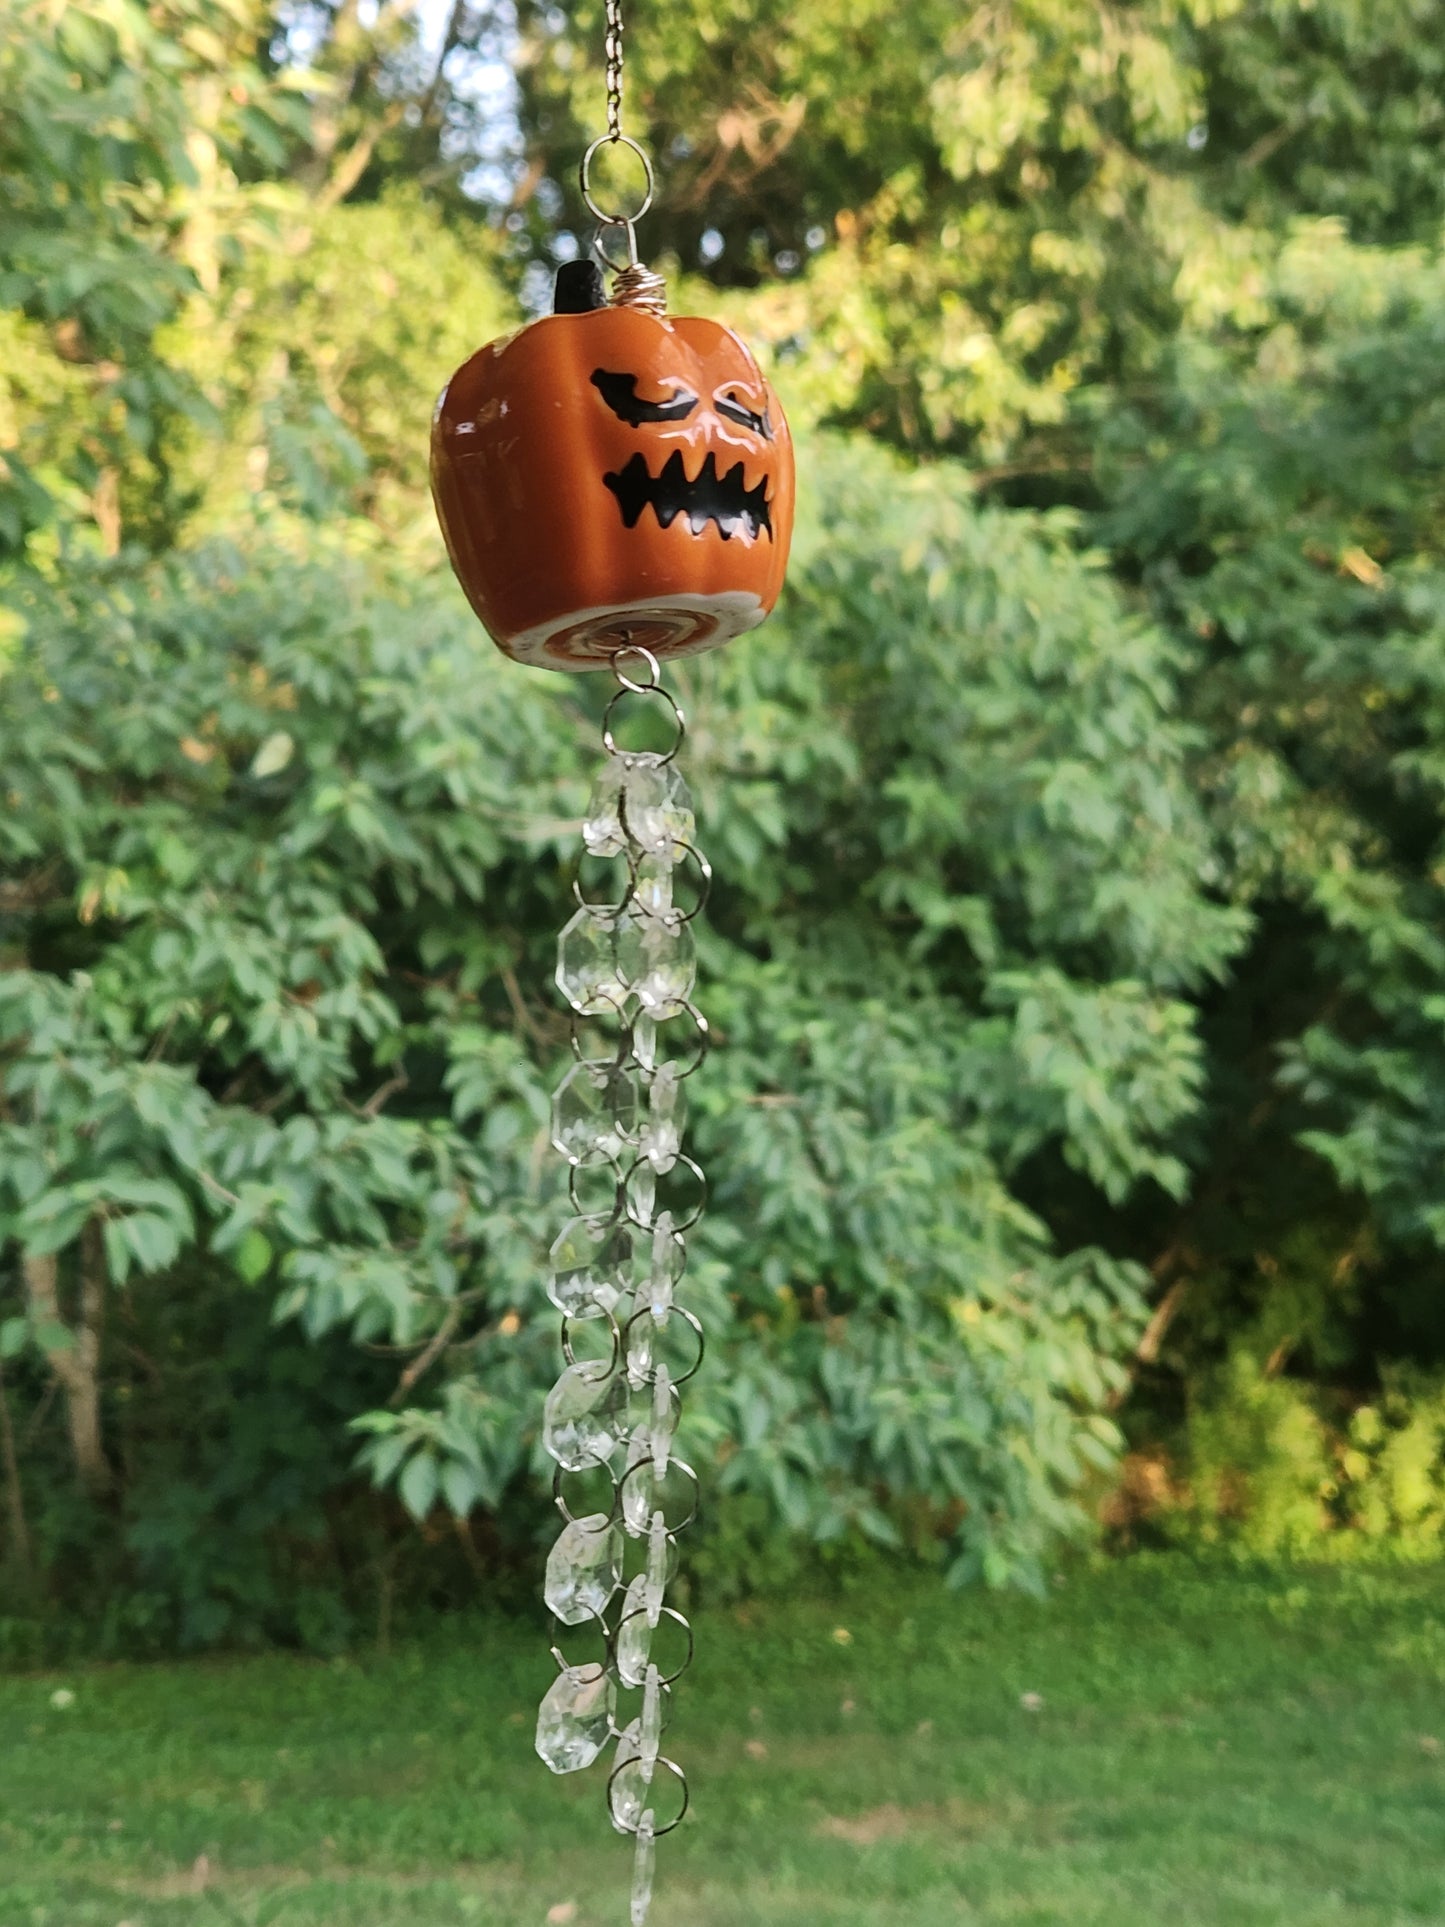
[2,0,1444,1649]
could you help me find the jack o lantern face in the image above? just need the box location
[431,306,794,671]
[592,366,776,541]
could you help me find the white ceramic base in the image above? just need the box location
[502,590,768,672]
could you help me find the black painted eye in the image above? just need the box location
[591,369,699,425]
[716,391,772,438]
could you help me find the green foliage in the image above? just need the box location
[1092,218,1445,1475]
[1184,1350,1336,1558]
[0,427,1230,1612]
[514,0,1445,459]
[171,190,515,540]
[1344,1372,1445,1549]
[5,0,1445,1640]
[1174,1356,1445,1562]
[0,0,311,556]
[12,1280,402,1655]
[0,6,1236,1602]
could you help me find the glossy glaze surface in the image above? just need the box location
[430,307,794,670]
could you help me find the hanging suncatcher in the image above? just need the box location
[430,4,795,1919]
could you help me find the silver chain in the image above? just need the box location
[579,0,657,272]
[604,0,624,142]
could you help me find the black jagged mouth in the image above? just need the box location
[603,451,773,542]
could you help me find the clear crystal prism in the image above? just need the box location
[583,760,627,858]
[644,1510,669,1627]
[632,1011,658,1072]
[629,1160,657,1228]
[650,1364,675,1479]
[549,1214,632,1320]
[615,909,696,1019]
[557,905,627,1016]
[536,1661,615,1774]
[632,852,674,919]
[640,1663,663,1772]
[544,1512,622,1626]
[610,1718,646,1834]
[626,1316,654,1390]
[621,755,694,860]
[620,1421,654,1535]
[630,1809,657,1925]
[639,1062,686,1173]
[543,1361,623,1471]
[542,740,705,1898]
[616,1570,653,1687]
[647,1213,683,1324]
[551,1061,638,1167]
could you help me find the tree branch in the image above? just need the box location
[0,1353,34,1591]
[388,1301,462,1406]
[316,101,409,213]
[23,1244,109,1493]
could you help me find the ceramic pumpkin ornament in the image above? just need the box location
[431,297,794,669]
[431,18,795,1925]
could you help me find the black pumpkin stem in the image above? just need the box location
[554,261,608,314]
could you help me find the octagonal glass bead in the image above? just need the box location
[544,1511,622,1626]
[549,1213,632,1320]
[543,1360,624,1471]
[557,905,627,1016]
[536,1661,615,1774]
[551,1061,639,1168]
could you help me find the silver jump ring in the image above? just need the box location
[602,683,686,763]
[647,999,710,1082]
[625,1301,705,1387]
[572,864,636,918]
[547,1608,616,1677]
[626,839,710,925]
[569,1012,635,1074]
[617,1453,700,1535]
[560,1309,622,1373]
[580,133,656,226]
[553,1459,622,1527]
[616,1602,695,1687]
[592,218,639,276]
[612,644,662,693]
[607,1750,689,1837]
[568,1162,625,1222]
[625,1152,707,1233]
[629,1006,708,1085]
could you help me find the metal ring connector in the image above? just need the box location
[570,1010,636,1075]
[624,1301,706,1386]
[617,1453,700,1535]
[567,1161,626,1223]
[552,1458,622,1528]
[657,1000,711,1082]
[547,1609,616,1677]
[624,1151,707,1234]
[593,219,641,277]
[581,133,656,226]
[607,1750,690,1837]
[632,838,710,925]
[560,1308,622,1374]
[612,644,662,693]
[602,682,686,762]
[616,1602,695,1687]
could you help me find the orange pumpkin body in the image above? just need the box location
[431,306,794,671]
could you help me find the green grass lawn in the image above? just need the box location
[3,1556,1443,1927]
